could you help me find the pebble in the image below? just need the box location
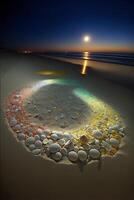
[89,149,100,159]
[29,144,36,151]
[61,147,67,156]
[109,124,120,133]
[78,150,87,162]
[17,133,25,141]
[74,146,79,152]
[80,135,88,144]
[9,117,17,126]
[34,134,40,140]
[63,133,73,141]
[14,124,21,130]
[68,151,78,162]
[52,152,62,161]
[49,143,61,153]
[37,128,44,135]
[40,134,46,141]
[64,140,74,150]
[109,138,120,148]
[93,130,103,139]
[101,140,111,150]
[51,133,58,141]
[26,137,35,145]
[58,139,65,146]
[32,149,41,155]
[52,131,63,139]
[35,140,42,148]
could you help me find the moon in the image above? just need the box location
[83,35,90,42]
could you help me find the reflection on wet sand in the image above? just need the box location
[81,52,89,75]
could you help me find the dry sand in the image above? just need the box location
[0,52,134,200]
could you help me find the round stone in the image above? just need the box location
[17,133,25,141]
[58,139,65,146]
[35,140,42,148]
[110,138,120,148]
[40,134,46,141]
[52,152,62,161]
[34,135,40,140]
[9,117,17,126]
[32,149,41,155]
[49,143,61,153]
[14,124,21,130]
[78,150,87,162]
[51,133,58,141]
[63,133,73,141]
[26,137,35,145]
[68,151,78,162]
[29,144,36,151]
[89,149,100,159]
[93,130,103,139]
[61,148,67,156]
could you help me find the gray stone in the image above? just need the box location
[17,133,25,141]
[78,150,87,162]
[49,143,61,153]
[89,149,100,159]
[32,149,41,155]
[93,130,103,139]
[9,117,17,126]
[35,140,42,148]
[68,151,78,162]
[26,137,35,145]
[40,134,46,141]
[58,139,65,146]
[109,138,120,148]
[52,152,62,161]
[51,133,58,141]
[34,134,40,140]
[29,144,36,151]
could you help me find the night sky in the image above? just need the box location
[0,0,134,52]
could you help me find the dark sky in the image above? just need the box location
[0,0,134,51]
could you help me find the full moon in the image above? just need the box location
[83,35,90,42]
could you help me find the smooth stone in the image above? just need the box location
[35,140,42,148]
[89,149,100,159]
[40,134,46,141]
[49,143,61,153]
[63,133,73,141]
[61,148,67,156]
[34,134,40,140]
[78,150,87,162]
[51,133,58,141]
[58,139,65,146]
[17,133,25,141]
[101,140,111,150]
[32,149,41,155]
[52,152,62,161]
[93,130,103,139]
[68,151,78,162]
[74,146,79,152]
[95,139,100,145]
[37,128,44,135]
[26,137,35,145]
[110,138,120,148]
[109,124,120,133]
[9,118,17,126]
[29,144,36,151]
[83,144,91,151]
[51,131,63,139]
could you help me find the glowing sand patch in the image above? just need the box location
[4,79,126,165]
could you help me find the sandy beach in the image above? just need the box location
[0,52,134,200]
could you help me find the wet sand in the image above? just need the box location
[0,52,134,200]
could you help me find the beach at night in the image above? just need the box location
[0,0,134,199]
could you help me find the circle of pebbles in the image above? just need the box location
[4,87,126,166]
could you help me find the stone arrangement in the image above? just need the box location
[4,86,126,165]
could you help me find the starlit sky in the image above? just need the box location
[0,0,134,52]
